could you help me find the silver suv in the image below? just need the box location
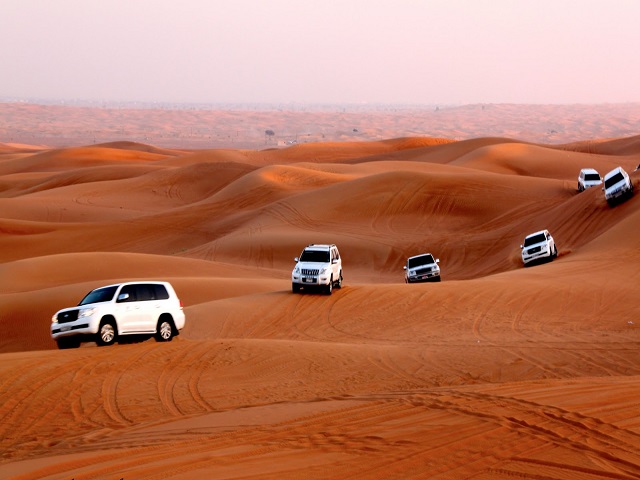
[404,253,441,283]
[51,281,186,349]
[520,230,557,266]
[602,166,634,205]
[291,244,343,294]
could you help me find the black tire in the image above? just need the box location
[57,337,80,349]
[292,283,301,293]
[553,245,558,258]
[96,319,117,346]
[155,317,175,342]
[434,276,441,282]
[325,277,333,295]
[335,271,343,289]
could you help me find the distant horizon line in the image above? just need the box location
[2,97,639,112]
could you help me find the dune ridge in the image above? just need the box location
[1,131,640,479]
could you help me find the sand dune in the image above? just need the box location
[1,127,640,479]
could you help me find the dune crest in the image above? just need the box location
[1,130,640,479]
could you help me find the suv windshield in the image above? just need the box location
[585,173,601,181]
[408,254,435,268]
[604,172,624,189]
[523,233,546,247]
[78,286,118,306]
[300,250,330,263]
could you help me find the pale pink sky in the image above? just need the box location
[1,0,639,105]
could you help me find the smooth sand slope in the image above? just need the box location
[1,135,640,479]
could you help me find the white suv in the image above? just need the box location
[291,244,343,294]
[577,168,602,191]
[404,253,441,283]
[51,281,186,349]
[602,166,634,205]
[520,230,557,266]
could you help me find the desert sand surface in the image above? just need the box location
[1,104,640,479]
[2,101,640,149]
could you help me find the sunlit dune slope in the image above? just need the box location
[559,133,640,156]
[1,137,638,330]
[1,135,640,479]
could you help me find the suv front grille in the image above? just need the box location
[57,310,79,324]
[302,269,320,276]
[415,267,433,275]
[528,246,542,254]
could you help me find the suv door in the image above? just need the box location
[115,284,145,333]
[135,284,166,332]
[331,247,341,282]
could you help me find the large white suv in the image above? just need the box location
[602,166,634,205]
[520,230,557,266]
[577,168,602,191]
[404,253,441,283]
[291,244,343,294]
[51,281,186,349]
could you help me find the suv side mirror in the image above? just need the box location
[117,293,130,302]
[331,258,338,264]
[435,258,440,263]
[403,266,407,270]
[520,245,524,249]
[294,257,299,262]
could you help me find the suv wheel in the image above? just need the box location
[96,319,117,346]
[325,276,333,295]
[292,283,301,293]
[335,271,343,289]
[155,317,175,342]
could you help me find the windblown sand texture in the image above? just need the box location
[1,124,640,478]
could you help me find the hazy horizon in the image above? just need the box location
[2,0,639,106]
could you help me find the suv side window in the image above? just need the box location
[117,284,138,303]
[153,284,170,300]
[135,284,156,301]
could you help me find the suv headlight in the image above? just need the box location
[79,307,96,318]
[293,266,300,274]
[51,314,58,324]
[319,267,329,275]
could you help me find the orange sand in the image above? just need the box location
[1,106,640,479]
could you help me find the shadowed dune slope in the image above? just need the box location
[1,136,640,479]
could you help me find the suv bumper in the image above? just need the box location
[522,249,551,264]
[51,316,100,339]
[292,274,331,286]
[606,186,632,201]
[407,272,440,283]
